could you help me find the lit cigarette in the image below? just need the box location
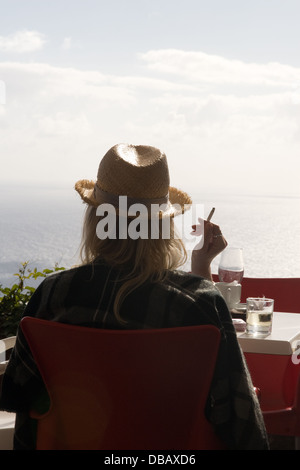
[207,207,215,221]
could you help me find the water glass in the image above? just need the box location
[246,297,274,336]
[218,247,244,283]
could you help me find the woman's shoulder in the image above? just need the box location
[166,269,218,294]
[40,263,86,284]
[41,260,109,285]
[33,263,96,301]
[165,270,229,310]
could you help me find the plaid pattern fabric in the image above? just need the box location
[0,258,269,449]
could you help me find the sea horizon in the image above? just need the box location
[0,184,299,289]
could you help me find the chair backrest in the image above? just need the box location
[240,277,300,313]
[250,352,300,437]
[20,317,224,450]
[213,275,300,313]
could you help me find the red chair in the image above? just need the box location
[240,277,300,313]
[213,275,300,313]
[213,274,300,313]
[239,277,300,444]
[20,317,225,450]
[244,351,300,449]
[213,275,300,445]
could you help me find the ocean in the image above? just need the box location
[0,185,299,289]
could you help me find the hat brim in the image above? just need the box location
[75,180,192,218]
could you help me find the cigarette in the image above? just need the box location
[207,207,215,221]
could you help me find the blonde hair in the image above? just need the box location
[80,206,187,323]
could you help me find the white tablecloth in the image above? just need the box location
[237,312,300,355]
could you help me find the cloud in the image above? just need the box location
[38,112,91,136]
[0,50,299,195]
[0,30,46,53]
[61,37,72,51]
[139,49,300,89]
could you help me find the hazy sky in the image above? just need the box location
[0,0,300,197]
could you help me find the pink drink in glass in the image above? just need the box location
[218,267,244,283]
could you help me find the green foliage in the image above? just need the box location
[0,261,65,338]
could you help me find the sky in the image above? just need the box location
[0,0,300,198]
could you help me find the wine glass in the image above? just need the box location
[218,247,244,283]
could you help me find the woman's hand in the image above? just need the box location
[191,219,228,280]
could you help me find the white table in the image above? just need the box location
[237,312,300,355]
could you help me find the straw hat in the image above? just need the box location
[75,143,192,218]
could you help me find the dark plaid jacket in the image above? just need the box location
[0,258,269,449]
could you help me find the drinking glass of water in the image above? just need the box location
[218,247,244,283]
[246,297,274,336]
